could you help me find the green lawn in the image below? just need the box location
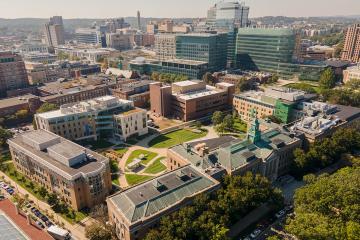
[233,118,247,133]
[126,150,158,166]
[125,174,153,186]
[285,83,321,94]
[144,157,167,174]
[148,129,208,148]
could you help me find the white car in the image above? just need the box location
[250,229,261,238]
[275,210,286,218]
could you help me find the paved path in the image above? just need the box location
[0,171,87,240]
[117,126,218,188]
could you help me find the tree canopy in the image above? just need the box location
[0,127,13,147]
[151,72,189,83]
[211,111,224,126]
[286,166,360,240]
[202,72,217,86]
[291,121,360,177]
[144,173,283,240]
[319,68,336,89]
[36,103,58,113]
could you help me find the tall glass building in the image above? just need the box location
[235,28,298,78]
[176,33,228,72]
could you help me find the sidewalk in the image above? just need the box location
[0,171,87,240]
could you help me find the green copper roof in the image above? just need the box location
[109,165,218,224]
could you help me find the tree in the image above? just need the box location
[144,173,282,240]
[0,127,13,147]
[212,111,223,126]
[85,223,115,240]
[38,186,48,197]
[222,115,234,130]
[235,77,253,93]
[15,109,29,119]
[345,78,360,90]
[319,68,336,89]
[286,166,360,240]
[202,72,217,86]
[36,103,58,113]
[47,193,59,206]
[267,74,279,84]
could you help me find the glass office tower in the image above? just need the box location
[176,33,228,72]
[235,28,298,78]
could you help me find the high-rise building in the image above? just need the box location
[105,18,130,33]
[207,1,250,30]
[0,51,29,97]
[154,34,177,60]
[235,28,298,77]
[176,33,228,72]
[137,11,141,30]
[75,28,103,45]
[146,22,158,34]
[44,16,65,47]
[341,24,360,63]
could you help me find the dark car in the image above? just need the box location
[45,221,53,227]
[41,215,49,222]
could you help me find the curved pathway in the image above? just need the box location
[117,126,219,189]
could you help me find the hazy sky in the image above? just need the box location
[1,0,359,19]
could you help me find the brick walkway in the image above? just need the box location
[0,199,53,240]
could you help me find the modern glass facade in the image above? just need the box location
[235,28,326,80]
[129,59,209,79]
[235,28,298,78]
[176,33,228,72]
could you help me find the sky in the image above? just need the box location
[1,0,359,19]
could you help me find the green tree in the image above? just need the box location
[36,103,58,113]
[202,72,217,86]
[235,77,253,93]
[211,111,223,125]
[47,193,59,206]
[222,115,234,130]
[345,78,360,90]
[15,109,29,119]
[286,166,360,240]
[319,68,336,89]
[0,127,13,147]
[85,223,115,240]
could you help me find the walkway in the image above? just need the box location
[0,171,87,240]
[117,126,219,188]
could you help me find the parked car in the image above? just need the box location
[7,189,14,195]
[40,215,49,222]
[275,210,286,219]
[45,220,53,227]
[26,204,32,208]
[1,184,9,189]
[35,221,45,229]
[250,229,261,238]
[0,195,5,200]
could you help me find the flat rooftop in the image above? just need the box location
[108,165,218,224]
[0,94,37,109]
[172,80,200,87]
[37,96,133,119]
[8,130,108,181]
[174,86,225,101]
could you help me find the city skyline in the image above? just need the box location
[1,0,360,19]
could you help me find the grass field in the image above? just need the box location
[148,129,208,148]
[233,118,247,133]
[126,149,158,166]
[144,157,167,174]
[125,174,153,186]
[285,82,321,94]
